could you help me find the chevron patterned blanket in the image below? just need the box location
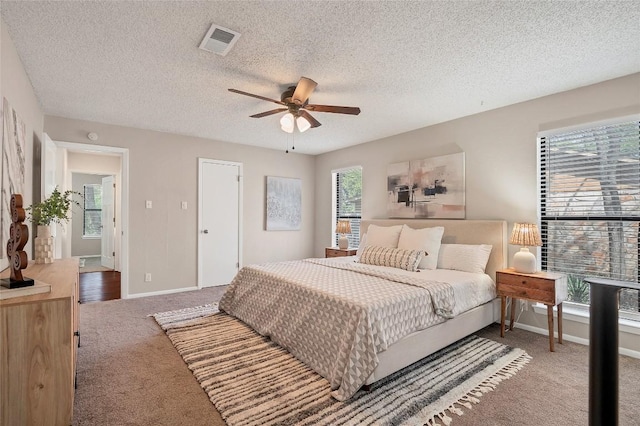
[219,258,455,401]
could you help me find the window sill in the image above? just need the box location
[532,303,640,336]
[82,236,101,240]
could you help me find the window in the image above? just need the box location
[333,167,362,248]
[83,184,102,237]
[539,117,639,319]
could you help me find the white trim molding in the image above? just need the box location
[52,140,130,298]
[127,286,199,299]
[524,303,640,359]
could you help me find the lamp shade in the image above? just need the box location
[280,113,294,133]
[509,223,542,247]
[296,115,311,132]
[336,219,352,234]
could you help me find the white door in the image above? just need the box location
[101,176,115,269]
[198,159,242,287]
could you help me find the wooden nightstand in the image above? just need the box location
[496,268,568,352]
[325,247,357,258]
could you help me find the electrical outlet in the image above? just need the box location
[145,273,152,282]
[181,201,188,210]
[145,200,152,209]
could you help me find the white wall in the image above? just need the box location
[0,19,44,268]
[315,72,640,353]
[44,116,316,296]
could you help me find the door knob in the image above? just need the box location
[203,229,209,234]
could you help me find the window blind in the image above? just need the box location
[539,119,639,312]
[83,184,103,237]
[335,167,362,248]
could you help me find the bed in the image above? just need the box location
[219,219,507,401]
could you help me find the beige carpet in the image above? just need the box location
[73,288,640,425]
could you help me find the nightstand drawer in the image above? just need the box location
[497,272,555,292]
[326,249,345,257]
[497,283,555,305]
[325,248,357,258]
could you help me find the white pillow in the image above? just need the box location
[365,224,403,248]
[397,225,445,270]
[437,244,493,273]
[359,246,424,272]
[356,233,368,258]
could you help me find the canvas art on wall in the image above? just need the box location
[266,176,302,231]
[387,152,465,219]
[1,97,27,266]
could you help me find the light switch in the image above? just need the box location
[181,201,188,210]
[145,200,152,209]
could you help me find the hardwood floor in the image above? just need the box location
[79,271,121,303]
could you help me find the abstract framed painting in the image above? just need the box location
[387,152,465,219]
[1,97,27,269]
[266,176,302,231]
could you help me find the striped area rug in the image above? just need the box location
[154,306,531,426]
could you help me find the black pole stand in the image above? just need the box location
[585,277,640,426]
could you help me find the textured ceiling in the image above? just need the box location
[1,1,639,155]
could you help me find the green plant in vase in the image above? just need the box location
[26,187,82,263]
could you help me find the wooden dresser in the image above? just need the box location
[1,258,80,425]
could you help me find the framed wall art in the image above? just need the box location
[387,152,465,219]
[1,97,28,269]
[266,176,302,231]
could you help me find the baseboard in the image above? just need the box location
[508,321,640,359]
[125,286,199,299]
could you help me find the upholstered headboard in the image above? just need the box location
[360,219,507,280]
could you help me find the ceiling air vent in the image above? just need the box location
[199,24,241,56]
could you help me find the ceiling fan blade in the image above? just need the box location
[228,89,285,105]
[299,110,322,128]
[292,77,318,105]
[250,108,288,118]
[304,104,361,115]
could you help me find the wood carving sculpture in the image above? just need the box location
[1,194,34,288]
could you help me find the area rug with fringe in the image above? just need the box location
[153,304,531,426]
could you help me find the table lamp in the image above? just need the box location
[509,223,542,273]
[336,220,352,249]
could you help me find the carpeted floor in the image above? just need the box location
[73,288,640,425]
[155,307,530,425]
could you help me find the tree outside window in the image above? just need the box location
[334,167,362,247]
[83,184,102,237]
[540,118,639,317]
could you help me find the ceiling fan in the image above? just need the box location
[228,77,361,133]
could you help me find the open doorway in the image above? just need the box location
[72,173,115,272]
[71,172,121,302]
[43,135,129,302]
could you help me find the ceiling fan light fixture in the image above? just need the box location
[280,113,295,133]
[296,115,311,133]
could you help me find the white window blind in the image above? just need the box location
[539,118,639,314]
[335,167,362,248]
[83,183,102,237]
